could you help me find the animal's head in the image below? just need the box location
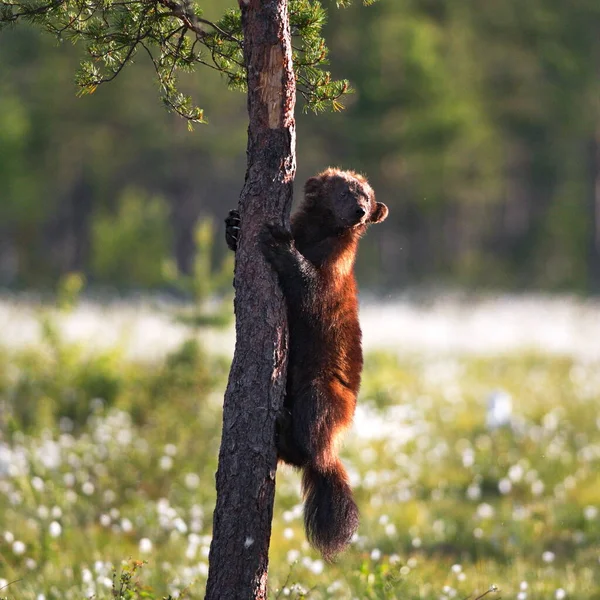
[303,168,388,231]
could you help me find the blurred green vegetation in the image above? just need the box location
[91,189,172,289]
[0,0,599,292]
[0,321,599,597]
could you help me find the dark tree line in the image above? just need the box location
[1,0,599,294]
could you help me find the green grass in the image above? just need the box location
[1,326,599,599]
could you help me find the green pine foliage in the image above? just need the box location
[0,0,365,121]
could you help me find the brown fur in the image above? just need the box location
[226,168,388,560]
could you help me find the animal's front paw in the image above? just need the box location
[258,223,293,256]
[225,209,240,251]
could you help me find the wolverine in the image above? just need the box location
[226,168,388,560]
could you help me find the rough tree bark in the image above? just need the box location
[205,1,296,599]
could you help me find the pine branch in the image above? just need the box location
[0,0,359,120]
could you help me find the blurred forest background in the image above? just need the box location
[1,0,599,294]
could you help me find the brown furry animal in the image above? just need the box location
[225,168,388,560]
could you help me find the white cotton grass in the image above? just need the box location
[12,540,26,555]
[138,538,153,553]
[48,521,62,538]
[486,390,512,430]
[370,548,381,561]
[3,294,600,362]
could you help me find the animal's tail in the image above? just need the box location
[302,459,359,561]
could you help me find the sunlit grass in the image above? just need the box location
[1,315,599,599]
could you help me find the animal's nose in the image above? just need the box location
[355,207,366,218]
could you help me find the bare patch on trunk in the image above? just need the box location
[260,45,284,129]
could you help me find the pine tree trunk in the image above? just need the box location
[205,1,296,598]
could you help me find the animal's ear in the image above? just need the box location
[370,202,389,224]
[304,176,322,201]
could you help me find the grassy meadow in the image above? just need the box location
[0,297,599,599]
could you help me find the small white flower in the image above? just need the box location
[467,484,481,500]
[462,449,475,468]
[517,593,527,600]
[282,510,294,523]
[531,480,545,496]
[498,478,512,494]
[139,538,153,553]
[164,444,177,456]
[173,518,188,534]
[81,481,95,496]
[121,518,133,533]
[283,528,294,540]
[4,531,14,543]
[159,456,173,471]
[486,390,512,429]
[286,549,300,563]
[542,550,555,563]
[49,521,62,538]
[451,564,462,574]
[51,506,62,519]
[311,559,324,575]
[370,548,381,561]
[12,540,26,555]
[82,568,93,583]
[520,581,529,590]
[555,589,566,599]
[508,464,524,482]
[584,506,598,520]
[477,503,495,519]
[94,560,105,573]
[99,514,111,527]
[185,473,200,489]
[31,476,45,492]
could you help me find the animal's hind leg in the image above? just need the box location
[287,383,352,472]
[276,407,308,467]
